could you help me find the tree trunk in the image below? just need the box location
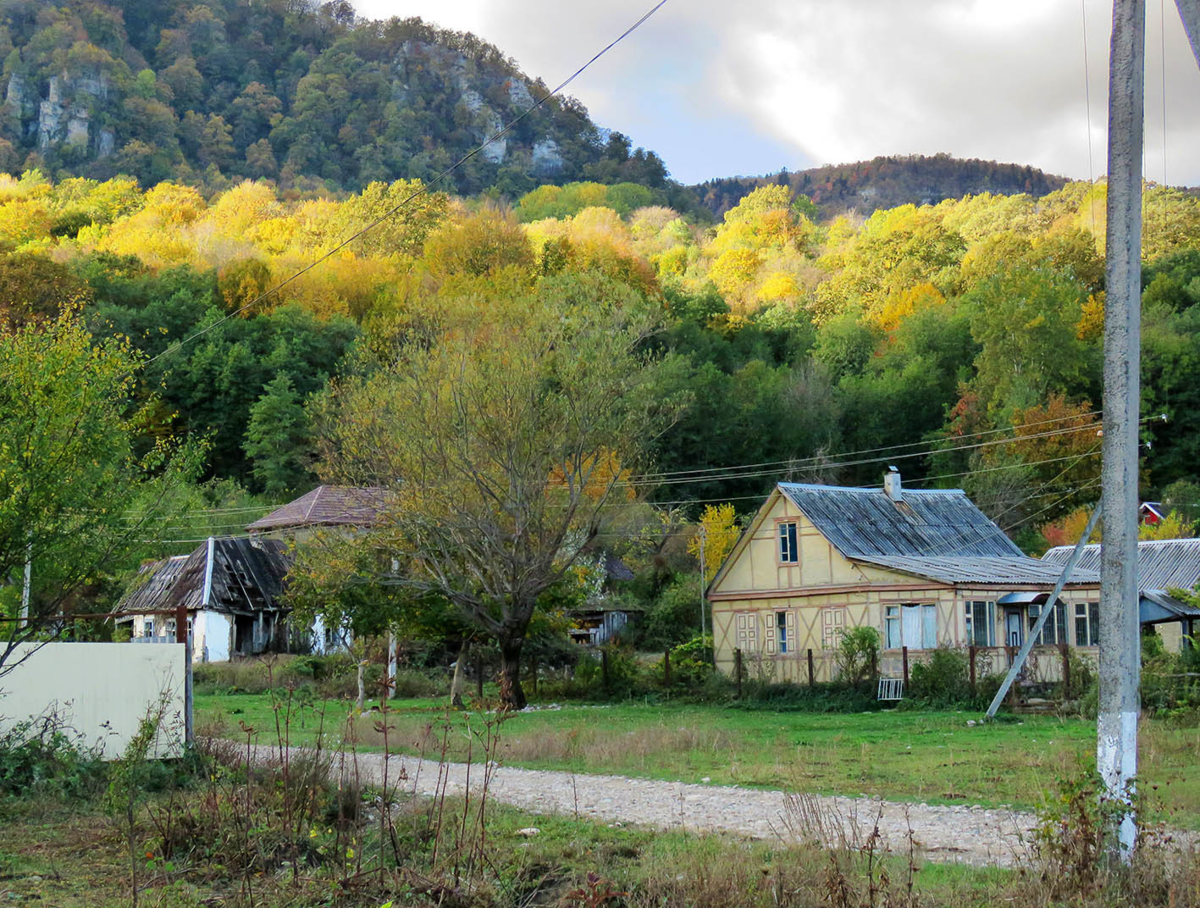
[450,638,469,709]
[498,636,527,711]
[356,660,366,711]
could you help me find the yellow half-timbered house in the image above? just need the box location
[707,469,1110,683]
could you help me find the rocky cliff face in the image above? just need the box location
[7,68,114,160]
[391,39,562,173]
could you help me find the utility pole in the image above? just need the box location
[1100,0,1145,860]
[698,525,707,643]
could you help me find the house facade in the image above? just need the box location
[117,536,292,663]
[246,484,389,654]
[707,471,1105,684]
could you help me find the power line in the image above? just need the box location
[139,0,670,372]
[633,409,1102,482]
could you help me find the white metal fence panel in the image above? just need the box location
[0,642,187,759]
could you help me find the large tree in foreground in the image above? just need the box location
[0,314,200,678]
[313,273,684,708]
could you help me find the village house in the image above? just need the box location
[246,484,389,539]
[246,484,389,653]
[706,469,1112,684]
[116,536,292,663]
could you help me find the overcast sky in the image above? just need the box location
[356,0,1200,187]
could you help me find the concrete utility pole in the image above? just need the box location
[1100,0,1145,860]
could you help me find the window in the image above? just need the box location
[885,603,937,649]
[1075,602,1100,646]
[964,601,996,647]
[166,619,176,639]
[1028,601,1068,646]
[778,521,798,563]
[766,610,796,655]
[143,618,155,638]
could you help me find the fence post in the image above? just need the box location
[663,650,671,687]
[475,651,484,701]
[969,644,977,695]
[1060,642,1071,700]
[902,646,909,685]
[735,648,743,698]
[807,648,815,686]
[176,604,193,745]
[602,648,610,690]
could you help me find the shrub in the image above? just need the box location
[835,626,879,683]
[906,646,972,706]
[0,713,105,797]
[665,634,714,687]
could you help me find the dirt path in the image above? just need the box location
[263,745,1039,867]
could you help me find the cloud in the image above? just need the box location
[354,0,1200,185]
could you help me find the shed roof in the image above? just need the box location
[1042,538,1200,593]
[246,485,388,532]
[117,537,292,616]
[776,482,1094,585]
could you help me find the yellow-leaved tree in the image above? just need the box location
[686,503,741,583]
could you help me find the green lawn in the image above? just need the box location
[195,692,1200,826]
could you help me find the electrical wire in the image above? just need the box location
[139,0,670,372]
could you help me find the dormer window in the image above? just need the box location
[778,521,798,563]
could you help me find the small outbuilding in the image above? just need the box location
[117,536,292,663]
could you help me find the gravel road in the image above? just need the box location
[277,747,1040,868]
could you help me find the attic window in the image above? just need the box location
[778,522,798,564]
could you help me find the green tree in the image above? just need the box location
[313,273,686,709]
[0,314,200,676]
[243,375,313,496]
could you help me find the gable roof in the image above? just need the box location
[118,537,292,616]
[246,485,388,532]
[775,482,1099,586]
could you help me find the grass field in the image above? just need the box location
[0,779,1013,907]
[195,692,1200,826]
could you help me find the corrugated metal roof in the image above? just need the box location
[1141,589,1200,621]
[1042,538,1200,593]
[247,485,388,532]
[778,483,1025,560]
[776,482,1086,586]
[857,555,1097,585]
[118,537,292,615]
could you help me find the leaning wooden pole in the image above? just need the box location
[1100,0,1145,860]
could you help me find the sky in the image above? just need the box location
[355,0,1200,187]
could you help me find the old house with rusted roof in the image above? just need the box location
[707,469,1108,684]
[117,537,292,663]
[246,485,388,537]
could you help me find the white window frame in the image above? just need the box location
[965,600,996,647]
[1075,601,1100,646]
[1028,601,1067,646]
[885,603,937,649]
[778,521,798,564]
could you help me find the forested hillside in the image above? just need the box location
[0,0,669,196]
[3,169,1199,562]
[688,154,1069,220]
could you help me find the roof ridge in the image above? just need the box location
[303,485,323,523]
